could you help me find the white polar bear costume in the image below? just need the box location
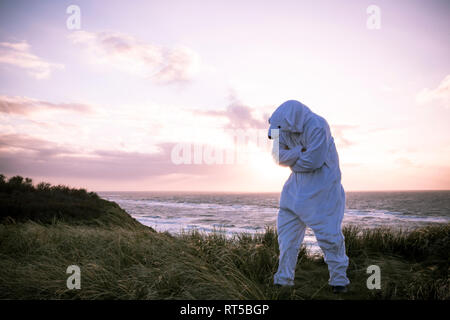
[268,100,349,287]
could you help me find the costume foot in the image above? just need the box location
[274,283,293,288]
[331,285,348,294]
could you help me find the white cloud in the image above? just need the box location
[69,31,200,84]
[0,95,92,115]
[416,75,450,108]
[0,41,64,79]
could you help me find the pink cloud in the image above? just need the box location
[194,100,359,150]
[69,31,199,84]
[194,101,268,129]
[0,41,64,79]
[416,74,450,108]
[0,134,73,157]
[0,95,92,115]
[331,124,358,148]
[0,135,247,182]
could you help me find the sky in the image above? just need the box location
[0,0,449,192]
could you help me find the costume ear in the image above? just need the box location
[293,108,305,133]
[285,116,293,130]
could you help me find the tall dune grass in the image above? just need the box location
[0,175,448,300]
[1,220,448,300]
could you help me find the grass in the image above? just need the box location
[0,175,448,300]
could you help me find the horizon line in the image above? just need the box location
[95,189,450,193]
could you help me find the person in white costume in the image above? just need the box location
[267,100,350,293]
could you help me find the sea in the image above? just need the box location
[99,191,450,254]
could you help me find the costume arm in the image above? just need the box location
[271,133,302,167]
[291,127,328,172]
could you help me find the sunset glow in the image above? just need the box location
[0,0,449,191]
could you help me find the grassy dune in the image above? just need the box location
[0,175,448,300]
